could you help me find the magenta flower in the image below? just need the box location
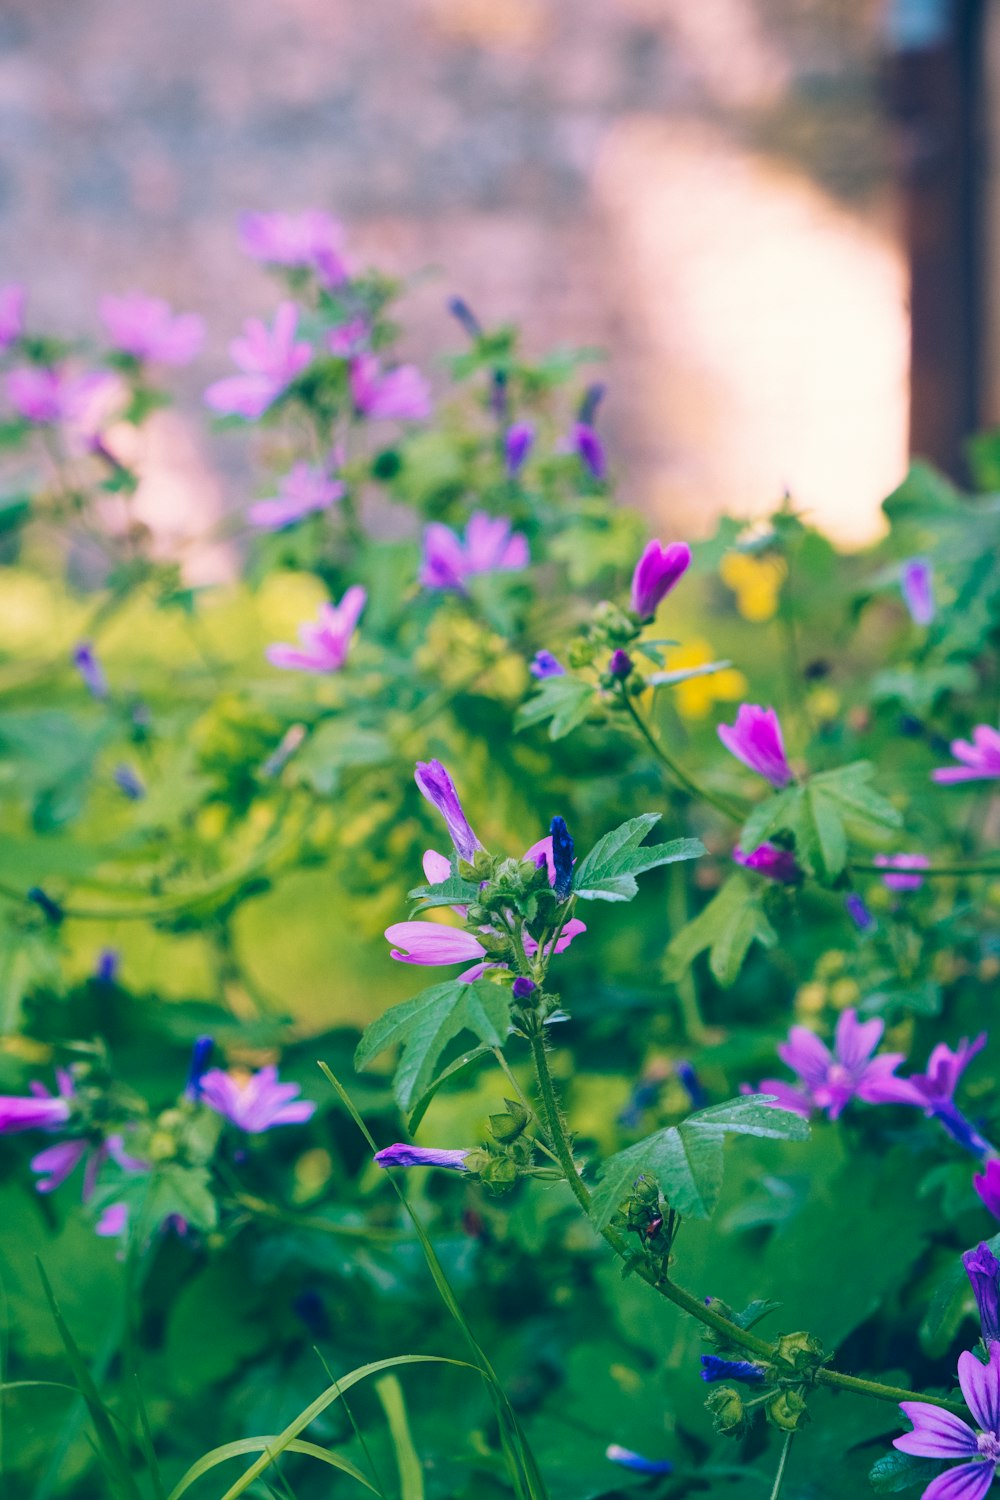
[759,1009,922,1120]
[238,210,348,288]
[893,1341,1000,1499]
[530,650,564,679]
[965,1244,1000,1345]
[32,1131,144,1200]
[845,893,876,932]
[204,301,313,420]
[385,922,489,971]
[631,540,692,619]
[900,557,935,626]
[977,1161,1000,1219]
[100,294,205,365]
[199,1065,315,1133]
[349,353,431,422]
[415,760,482,862]
[505,421,535,476]
[7,366,119,440]
[0,283,26,351]
[933,726,1000,785]
[374,1142,470,1171]
[327,317,369,358]
[908,1036,992,1157]
[266,585,366,673]
[420,511,529,591]
[718,704,792,788]
[733,842,801,883]
[248,462,345,530]
[875,853,931,891]
[0,1075,72,1134]
[95,1202,130,1238]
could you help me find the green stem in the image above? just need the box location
[619,689,743,821]
[525,1023,968,1415]
[849,862,1000,878]
[768,1431,794,1500]
[667,863,707,1043]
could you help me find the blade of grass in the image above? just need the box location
[315,1350,390,1500]
[375,1374,424,1500]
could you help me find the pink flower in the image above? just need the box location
[327,318,369,358]
[874,853,930,891]
[0,283,26,351]
[204,301,313,420]
[95,1202,130,1238]
[199,1065,316,1132]
[266,585,366,673]
[933,725,1000,784]
[349,353,431,421]
[631,540,691,619]
[385,922,489,970]
[758,1009,923,1120]
[7,366,120,442]
[733,842,801,883]
[900,557,935,626]
[420,511,529,591]
[248,462,345,530]
[100,294,205,365]
[238,210,348,287]
[0,1072,73,1133]
[718,704,792,788]
[976,1160,1000,1218]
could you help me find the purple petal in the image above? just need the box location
[958,1344,1000,1434]
[921,1462,996,1500]
[894,1404,979,1459]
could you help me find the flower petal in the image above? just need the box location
[921,1462,996,1500]
[893,1404,979,1459]
[959,1344,1000,1434]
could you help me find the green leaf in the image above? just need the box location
[376,1374,425,1500]
[292,721,392,795]
[647,659,733,687]
[406,875,480,912]
[664,871,777,987]
[354,979,512,1111]
[574,815,704,901]
[869,1451,944,1493]
[590,1095,808,1229]
[516,676,595,740]
[738,762,900,883]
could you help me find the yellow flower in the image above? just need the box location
[720,553,786,622]
[661,638,747,719]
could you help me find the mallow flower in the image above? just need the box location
[415,760,482,862]
[385,923,490,974]
[374,1143,470,1171]
[349,354,431,421]
[266,586,366,673]
[238,210,348,287]
[33,1131,144,1200]
[631,540,692,620]
[976,1162,1000,1220]
[248,462,345,530]
[100,293,205,365]
[568,384,607,480]
[700,1356,766,1385]
[718,704,792,788]
[504,421,535,476]
[901,557,935,626]
[7,366,120,441]
[933,726,1000,785]
[204,301,313,419]
[199,1065,315,1132]
[0,1072,73,1133]
[0,283,26,351]
[964,1244,1000,1345]
[758,1009,922,1119]
[419,511,529,591]
[733,842,801,883]
[907,1036,992,1157]
[875,853,930,891]
[530,650,564,680]
[893,1340,1000,1499]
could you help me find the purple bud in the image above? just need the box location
[578,383,606,426]
[94,949,119,984]
[605,1446,673,1476]
[373,1143,471,1171]
[113,763,145,800]
[608,649,633,680]
[717,705,792,788]
[27,887,63,925]
[550,816,574,900]
[733,842,800,884]
[677,1061,708,1111]
[512,977,537,1000]
[630,540,692,619]
[447,297,482,340]
[530,650,565,680]
[963,1243,1000,1343]
[414,760,482,863]
[72,641,108,700]
[900,557,935,626]
[186,1036,214,1100]
[700,1355,766,1385]
[571,422,606,481]
[845,893,876,932]
[504,421,535,477]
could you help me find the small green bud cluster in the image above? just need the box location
[610,1173,675,1261]
[465,1098,534,1194]
[564,600,646,695]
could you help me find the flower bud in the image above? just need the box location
[512,977,537,1001]
[489,1098,530,1143]
[608,649,633,681]
[773,1331,825,1377]
[766,1389,809,1431]
[705,1386,745,1435]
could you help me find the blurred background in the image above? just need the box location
[0,0,995,553]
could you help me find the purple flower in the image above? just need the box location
[718,704,792,788]
[733,842,801,883]
[977,1162,1000,1219]
[901,557,935,627]
[415,760,483,862]
[248,462,345,531]
[185,1036,214,1100]
[32,1131,144,1200]
[570,422,606,480]
[608,649,633,680]
[373,1142,471,1171]
[504,421,535,476]
[95,1202,130,1238]
[73,641,108,700]
[0,284,26,351]
[700,1355,766,1384]
[909,1037,987,1114]
[7,366,119,440]
[326,317,369,358]
[631,540,692,619]
[199,1064,316,1133]
[875,853,930,891]
[759,1008,923,1120]
[512,977,537,1000]
[677,1061,708,1111]
[530,650,564,680]
[605,1446,673,1476]
[204,301,313,420]
[965,1244,1000,1345]
[0,1075,72,1134]
[893,1340,1000,1498]
[549,815,574,900]
[238,210,348,288]
[384,922,489,972]
[100,294,205,365]
[845,893,876,932]
[94,949,119,984]
[113,763,145,800]
[447,297,482,339]
[266,585,366,673]
[420,511,529,591]
[349,354,431,422]
[933,727,1000,785]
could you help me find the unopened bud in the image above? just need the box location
[767,1389,809,1431]
[705,1386,745,1435]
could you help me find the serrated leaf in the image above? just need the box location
[516,676,595,740]
[590,1094,808,1229]
[574,814,703,902]
[355,979,512,1112]
[738,763,900,883]
[664,871,777,987]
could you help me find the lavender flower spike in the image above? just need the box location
[700,1355,766,1385]
[631,540,692,619]
[933,725,1000,785]
[374,1143,471,1171]
[964,1244,1000,1344]
[199,1065,315,1133]
[415,760,483,861]
[893,1340,1000,1497]
[900,557,935,626]
[605,1446,673,1476]
[530,650,564,680]
[718,704,792,788]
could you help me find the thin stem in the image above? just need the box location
[768,1431,794,1500]
[667,862,707,1043]
[849,861,1000,877]
[618,689,743,821]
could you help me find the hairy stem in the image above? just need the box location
[618,688,743,821]
[768,1431,794,1500]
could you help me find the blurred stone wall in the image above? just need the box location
[0,0,907,556]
